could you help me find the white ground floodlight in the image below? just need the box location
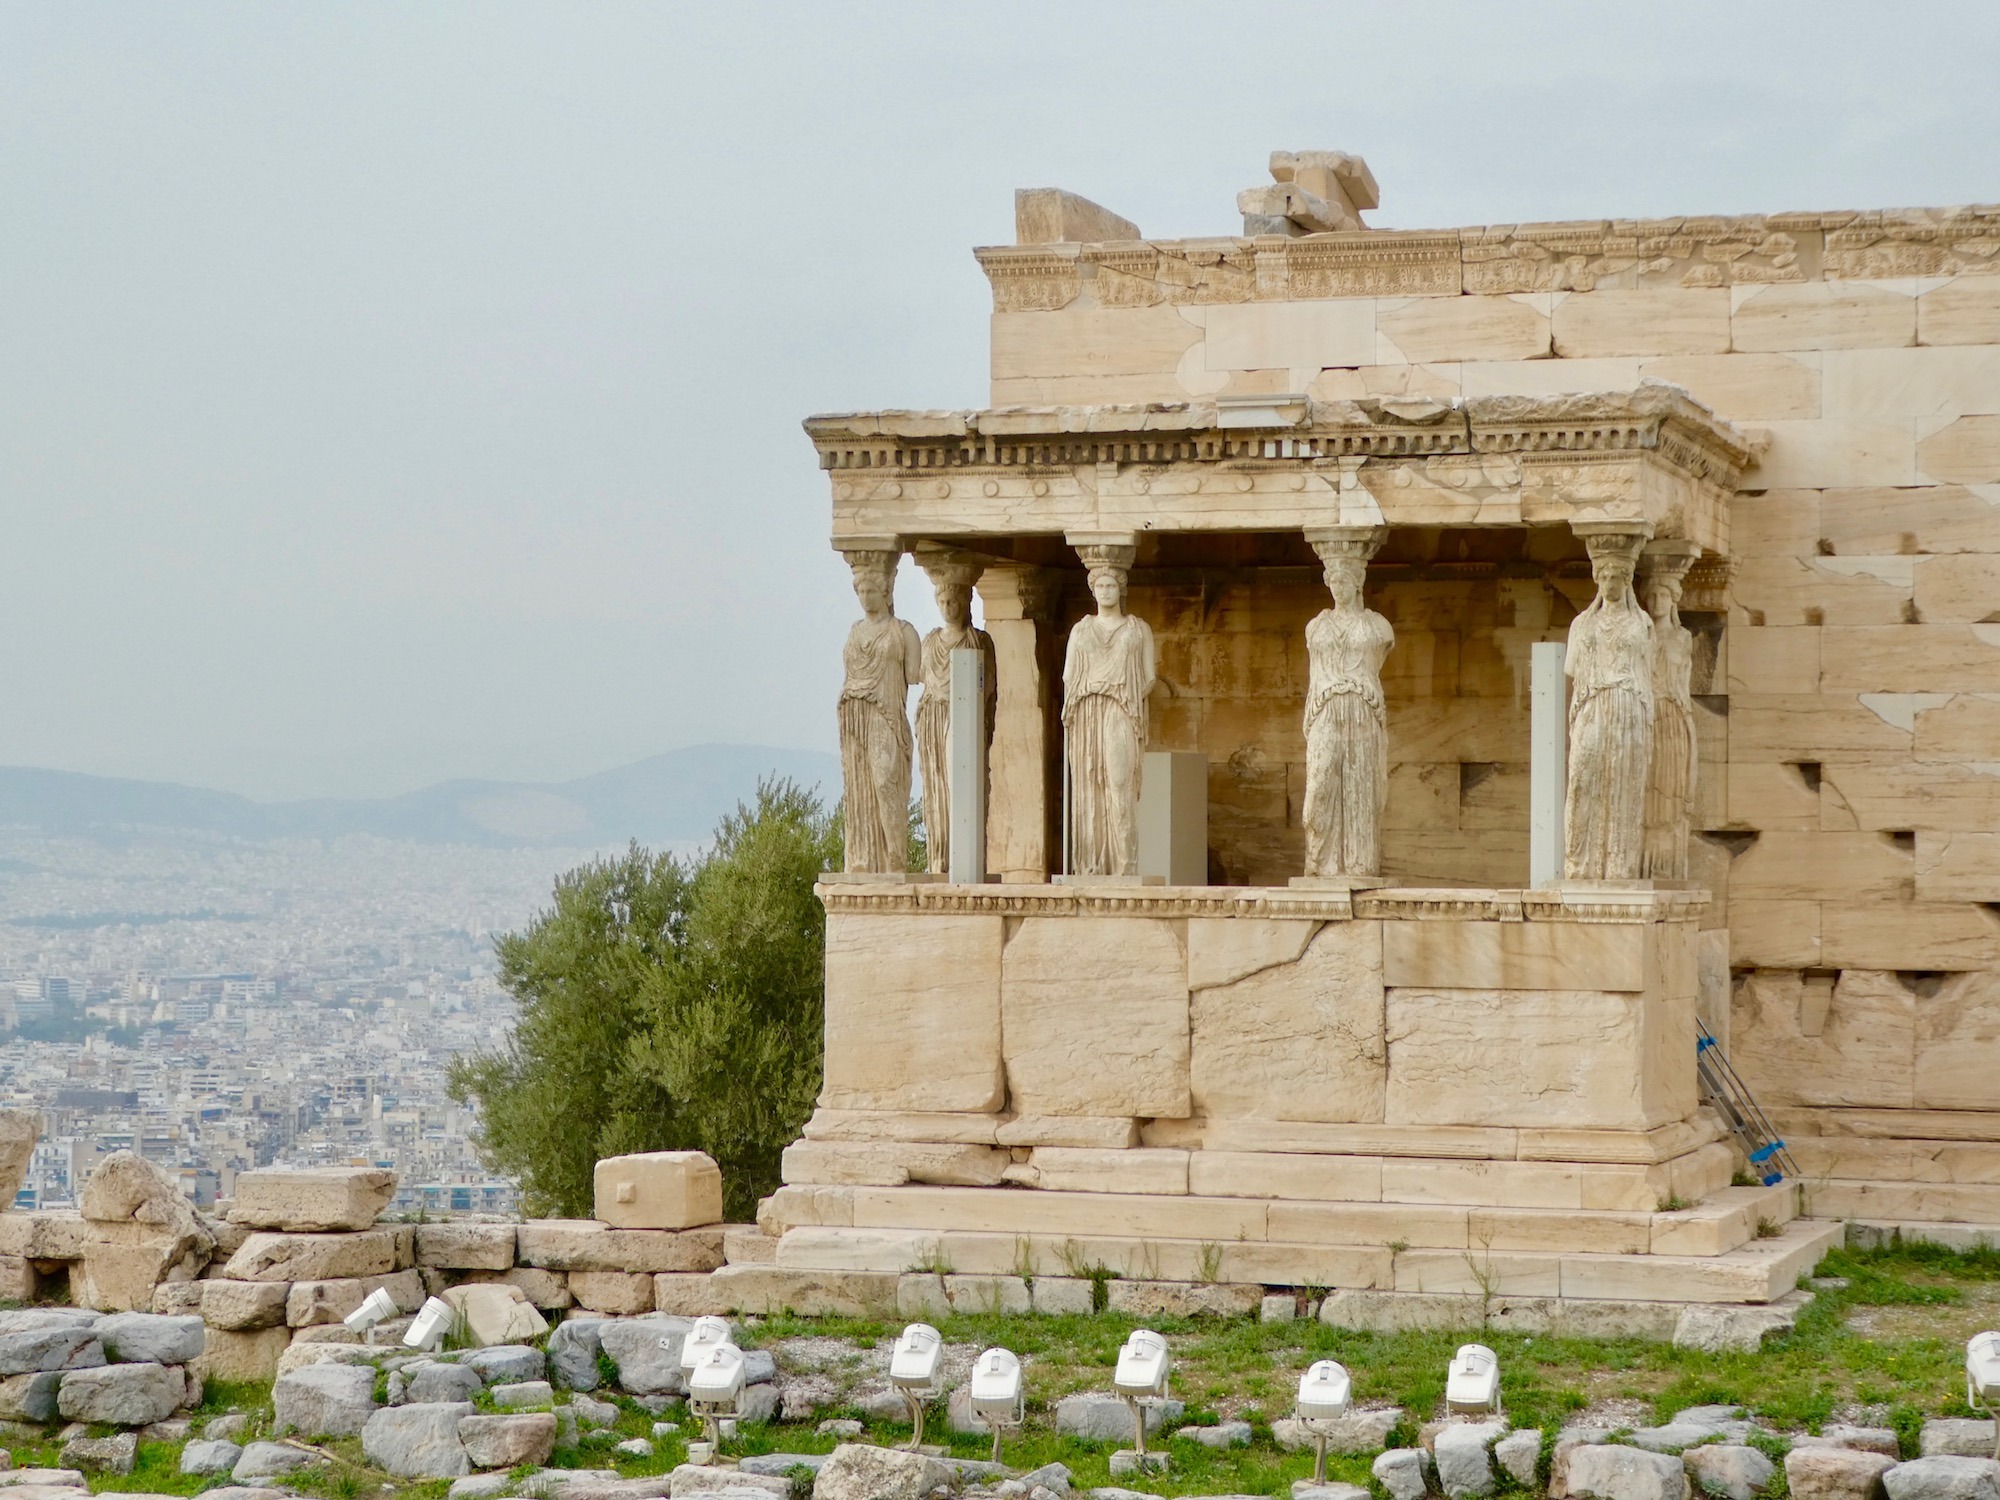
[679,1315,735,1374]
[889,1322,944,1450]
[1296,1359,1354,1484]
[1113,1329,1172,1457]
[1967,1331,2000,1458]
[969,1347,1025,1464]
[403,1296,454,1351]
[1445,1343,1501,1417]
[688,1342,747,1453]
[343,1286,399,1336]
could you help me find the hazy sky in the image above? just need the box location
[7,2,2000,799]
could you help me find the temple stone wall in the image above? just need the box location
[979,212,2000,1221]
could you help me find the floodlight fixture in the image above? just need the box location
[968,1346,1025,1464]
[890,1322,944,1450]
[688,1342,747,1452]
[343,1286,399,1335]
[1444,1343,1501,1417]
[679,1315,734,1374]
[1968,1331,2000,1458]
[1113,1329,1171,1457]
[1296,1359,1354,1484]
[403,1296,454,1351]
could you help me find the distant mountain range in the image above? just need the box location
[0,744,841,848]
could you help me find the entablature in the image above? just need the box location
[806,384,1753,556]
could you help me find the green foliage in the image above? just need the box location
[449,778,839,1220]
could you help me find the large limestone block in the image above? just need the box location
[593,1152,723,1230]
[56,1362,186,1426]
[362,1402,473,1479]
[1823,484,2000,556]
[1001,916,1190,1118]
[223,1229,401,1283]
[1730,969,1915,1109]
[273,1363,378,1438]
[1733,281,1916,352]
[1914,970,2000,1110]
[414,1223,515,1270]
[1022,1147,1188,1195]
[822,913,1005,1113]
[1387,987,1693,1131]
[1382,920,1650,991]
[1640,352,1822,421]
[1188,1150,1383,1202]
[76,1153,215,1312]
[200,1280,289,1331]
[0,1113,39,1207]
[779,1139,1007,1188]
[513,1219,723,1274]
[1014,187,1139,246]
[1566,1444,1691,1500]
[1921,276,2000,346]
[1191,921,1387,1124]
[1378,296,1550,363]
[286,1270,423,1328]
[1554,287,1731,357]
[1785,1447,1896,1500]
[438,1282,550,1344]
[1920,415,2000,486]
[704,1264,899,1317]
[1917,832,2000,901]
[228,1169,397,1232]
[991,307,1200,384]
[0,1210,87,1260]
[192,1326,291,1383]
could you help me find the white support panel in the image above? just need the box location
[1530,640,1567,889]
[1138,750,1208,886]
[948,647,988,885]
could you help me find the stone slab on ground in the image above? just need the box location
[223,1229,403,1282]
[55,1363,184,1426]
[231,1442,326,1483]
[491,1379,554,1409]
[59,1432,135,1475]
[1686,1445,1778,1500]
[1565,1444,1692,1500]
[812,1444,952,1500]
[549,1317,606,1390]
[414,1223,516,1271]
[461,1343,544,1383]
[362,1401,474,1479]
[1174,1420,1251,1448]
[516,1220,724,1274]
[1925,1424,2000,1459]
[1495,1429,1543,1488]
[228,1169,397,1233]
[1435,1417,1508,1499]
[1883,1457,2000,1500]
[1054,1392,1184,1441]
[1375,1448,1435,1500]
[406,1362,484,1403]
[180,1440,241,1476]
[0,1372,65,1424]
[0,1328,103,1376]
[1787,1447,1898,1500]
[459,1410,557,1468]
[1273,1407,1402,1453]
[665,1465,789,1496]
[273,1363,377,1437]
[440,1283,550,1346]
[199,1281,289,1332]
[93,1313,203,1365]
[1674,1293,1813,1353]
[599,1317,692,1394]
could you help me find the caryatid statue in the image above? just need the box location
[1640,543,1700,881]
[914,555,996,875]
[1061,541,1156,877]
[836,548,920,874]
[1564,525,1656,882]
[1302,528,1394,878]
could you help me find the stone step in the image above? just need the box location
[1804,1179,2000,1223]
[1786,1136,2000,1185]
[770,1216,1843,1303]
[1847,1219,2000,1252]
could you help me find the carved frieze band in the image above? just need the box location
[974,206,2000,310]
[814,881,1707,924]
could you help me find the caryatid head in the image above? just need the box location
[1074,541,1138,618]
[919,558,982,630]
[1578,525,1651,612]
[845,550,899,620]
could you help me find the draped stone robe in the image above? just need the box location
[1564,597,1655,881]
[1062,614,1155,876]
[838,614,921,873]
[1302,605,1395,877]
[1642,612,1697,880]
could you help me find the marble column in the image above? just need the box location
[974,565,1060,882]
[1639,539,1702,881]
[1562,521,1655,882]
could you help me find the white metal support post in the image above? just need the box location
[1529,641,1567,888]
[949,647,987,884]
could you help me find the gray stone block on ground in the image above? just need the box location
[362,1401,474,1479]
[1174,1420,1251,1448]
[60,1432,136,1475]
[406,1361,484,1404]
[181,1439,243,1475]
[570,1392,620,1427]
[1786,1447,1897,1500]
[0,1328,104,1377]
[613,1438,653,1458]
[1676,1407,1747,1426]
[459,1411,558,1469]
[1883,1457,2000,1500]
[232,1441,326,1482]
[1495,1429,1542,1487]
[1273,1407,1402,1454]
[1053,1392,1184,1441]
[665,1464,790,1495]
[0,1371,64,1423]
[1294,1486,1372,1500]
[1435,1417,1507,1499]
[492,1379,555,1409]
[1565,1444,1693,1500]
[738,1453,827,1476]
[548,1317,606,1391]
[1629,1424,1730,1454]
[56,1362,184,1426]
[741,1349,776,1385]
[93,1313,204,1366]
[737,1384,778,1424]
[206,1488,295,1500]
[1375,1447,1435,1500]
[599,1317,692,1395]
[461,1344,545,1384]
[204,1413,249,1441]
[816,1418,863,1439]
[1687,1444,1778,1500]
[1924,1426,2000,1460]
[812,1443,952,1500]
[274,1362,378,1437]
[1808,1428,1904,1459]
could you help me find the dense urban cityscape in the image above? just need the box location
[0,829,612,1217]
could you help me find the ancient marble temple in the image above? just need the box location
[777,155,2000,1324]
